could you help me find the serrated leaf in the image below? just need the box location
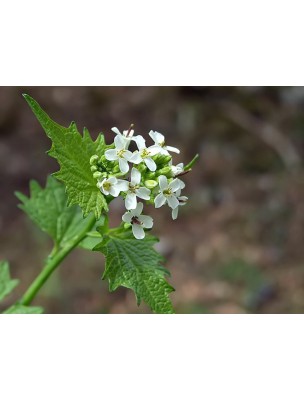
[95,231,175,313]
[16,176,96,249]
[0,261,19,302]
[3,305,43,314]
[23,94,108,219]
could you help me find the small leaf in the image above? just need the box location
[23,94,108,219]
[0,261,19,302]
[4,305,43,314]
[95,230,175,313]
[16,176,99,249]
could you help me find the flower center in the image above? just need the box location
[131,216,142,225]
[163,188,172,196]
[141,148,150,159]
[129,183,139,193]
[160,141,165,147]
[103,181,112,191]
[117,149,126,158]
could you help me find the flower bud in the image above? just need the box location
[112,164,121,173]
[156,166,173,178]
[93,171,103,179]
[90,155,99,165]
[136,163,147,174]
[144,180,158,189]
[90,165,98,172]
[153,154,172,165]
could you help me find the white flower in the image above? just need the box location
[105,135,133,174]
[124,168,151,210]
[112,126,135,139]
[97,177,127,197]
[171,162,184,176]
[130,138,159,171]
[172,189,188,220]
[122,202,153,240]
[154,175,183,209]
[149,130,180,155]
[111,126,145,149]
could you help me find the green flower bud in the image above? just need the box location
[93,171,103,179]
[145,171,156,180]
[152,154,172,165]
[90,155,99,165]
[136,163,147,174]
[124,223,131,230]
[112,164,121,173]
[156,166,173,178]
[90,165,98,172]
[145,180,158,189]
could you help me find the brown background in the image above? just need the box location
[1,86,304,313]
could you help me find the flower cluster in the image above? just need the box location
[90,127,189,239]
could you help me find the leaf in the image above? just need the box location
[16,176,96,249]
[0,261,19,302]
[3,305,43,314]
[94,230,175,313]
[23,94,108,219]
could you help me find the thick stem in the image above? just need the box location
[19,214,96,306]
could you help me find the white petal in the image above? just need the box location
[159,148,170,155]
[123,129,134,137]
[167,195,179,209]
[125,193,137,210]
[133,135,146,150]
[139,215,153,229]
[177,163,184,169]
[116,179,129,191]
[154,193,166,208]
[108,177,117,184]
[148,145,162,156]
[130,152,142,164]
[144,157,156,171]
[119,158,129,174]
[135,202,143,215]
[110,185,121,197]
[105,149,118,161]
[169,178,182,192]
[100,186,109,196]
[179,196,188,203]
[177,179,185,189]
[131,167,141,185]
[165,145,180,154]
[111,127,121,135]
[158,175,168,191]
[148,130,158,143]
[136,187,151,200]
[122,211,132,223]
[154,131,165,144]
[172,207,179,220]
[123,150,133,161]
[114,135,126,150]
[132,224,145,240]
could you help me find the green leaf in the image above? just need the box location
[0,261,19,302]
[95,230,175,313]
[23,94,108,219]
[16,176,97,249]
[3,305,43,314]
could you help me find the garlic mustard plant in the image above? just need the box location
[0,95,198,315]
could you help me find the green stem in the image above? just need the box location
[184,153,199,171]
[19,213,96,306]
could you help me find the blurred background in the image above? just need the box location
[1,86,304,313]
